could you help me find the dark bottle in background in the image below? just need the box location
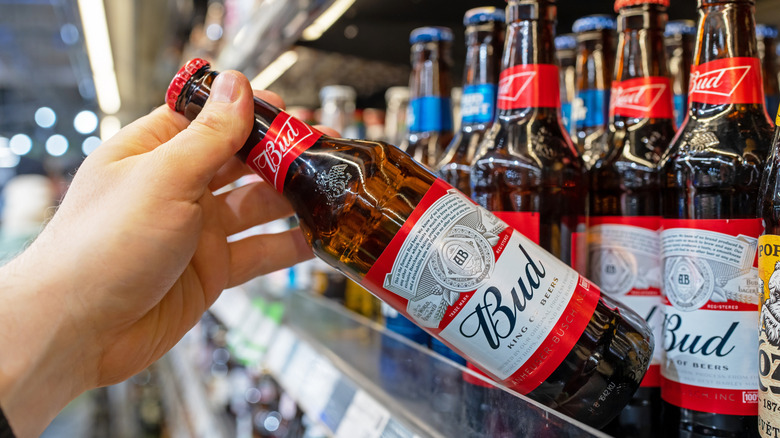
[404,26,454,169]
[555,33,577,136]
[591,0,676,436]
[571,15,617,169]
[437,7,505,195]
[664,19,696,129]
[659,0,773,436]
[168,55,653,428]
[757,24,780,121]
[471,0,586,272]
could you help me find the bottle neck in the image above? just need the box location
[497,0,561,115]
[575,30,614,91]
[695,1,758,62]
[688,0,768,117]
[409,41,453,100]
[614,5,669,81]
[460,22,503,129]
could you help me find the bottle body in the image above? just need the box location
[405,28,454,169]
[757,25,780,121]
[471,0,586,271]
[438,14,505,196]
[758,117,780,438]
[591,3,676,437]
[659,1,774,436]
[169,60,654,429]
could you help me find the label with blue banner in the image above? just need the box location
[573,89,608,129]
[460,84,496,125]
[673,94,686,128]
[408,96,453,133]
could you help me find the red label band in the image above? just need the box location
[688,57,765,105]
[642,364,660,388]
[492,211,540,244]
[497,64,561,110]
[245,112,323,193]
[661,379,758,416]
[610,76,675,120]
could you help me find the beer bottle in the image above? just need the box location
[591,1,676,436]
[659,0,774,436]
[555,33,577,136]
[166,57,653,428]
[437,7,505,196]
[571,15,617,169]
[759,115,780,438]
[757,24,780,121]
[664,20,696,128]
[471,0,586,272]
[404,27,454,169]
[384,86,410,146]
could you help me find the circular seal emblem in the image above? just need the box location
[664,256,714,311]
[428,225,495,292]
[589,247,637,296]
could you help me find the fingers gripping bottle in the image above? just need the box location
[436,7,505,196]
[404,27,454,170]
[659,0,774,436]
[470,0,587,273]
[166,58,653,428]
[590,0,677,436]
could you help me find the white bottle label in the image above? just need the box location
[363,179,600,393]
[659,219,761,416]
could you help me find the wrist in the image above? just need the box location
[0,251,96,437]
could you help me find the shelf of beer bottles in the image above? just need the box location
[207,285,611,438]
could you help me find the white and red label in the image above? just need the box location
[363,179,600,394]
[688,57,765,105]
[497,64,561,110]
[660,218,761,416]
[588,216,663,387]
[245,111,322,193]
[610,77,675,120]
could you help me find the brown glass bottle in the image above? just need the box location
[471,0,586,272]
[404,27,454,169]
[757,24,780,121]
[659,0,773,436]
[591,1,676,437]
[168,58,653,428]
[437,7,505,196]
[664,20,696,128]
[555,33,577,136]
[571,15,617,170]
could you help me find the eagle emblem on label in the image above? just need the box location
[383,191,504,328]
[315,163,351,203]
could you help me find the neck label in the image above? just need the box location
[408,97,453,133]
[497,64,561,110]
[245,111,322,193]
[461,84,497,125]
[610,77,674,120]
[689,57,765,105]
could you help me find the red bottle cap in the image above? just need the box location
[614,0,669,12]
[166,58,210,111]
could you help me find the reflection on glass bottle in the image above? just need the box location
[555,33,577,136]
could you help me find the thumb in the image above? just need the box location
[155,70,255,194]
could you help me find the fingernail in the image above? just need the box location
[210,72,239,103]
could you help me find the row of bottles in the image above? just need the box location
[395,0,775,437]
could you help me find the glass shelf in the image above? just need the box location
[208,286,611,438]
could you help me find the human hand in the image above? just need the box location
[0,71,336,437]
